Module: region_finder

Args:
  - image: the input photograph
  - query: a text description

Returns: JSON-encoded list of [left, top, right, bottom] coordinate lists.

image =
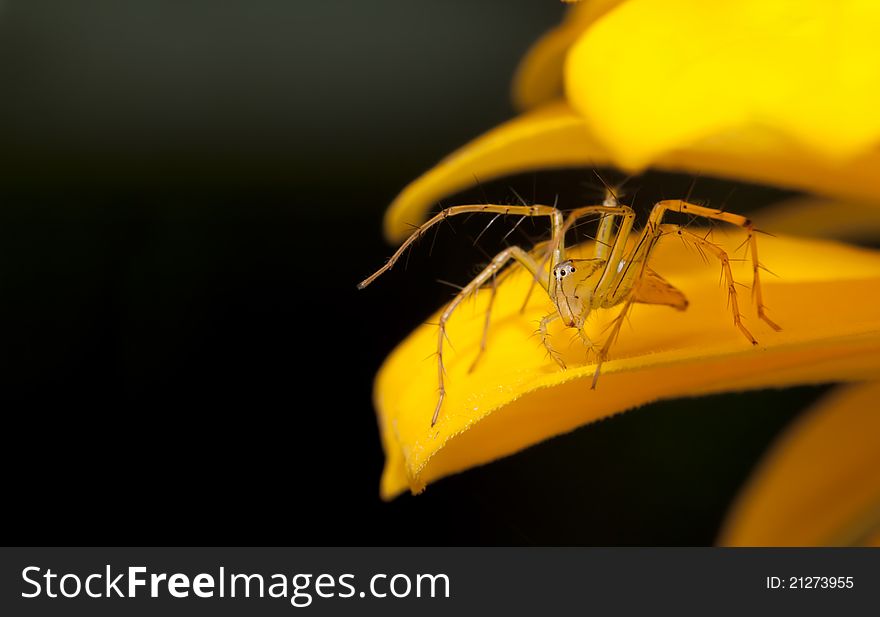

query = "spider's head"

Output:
[[550, 259, 591, 328], [553, 261, 577, 281]]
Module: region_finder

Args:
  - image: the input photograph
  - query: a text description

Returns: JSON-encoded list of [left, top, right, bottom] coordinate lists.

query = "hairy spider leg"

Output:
[[538, 312, 566, 369], [469, 240, 567, 374], [613, 200, 780, 330], [433, 246, 544, 427], [669, 226, 758, 343], [468, 272, 497, 374], [594, 188, 627, 262], [588, 200, 782, 388], [357, 204, 565, 289]]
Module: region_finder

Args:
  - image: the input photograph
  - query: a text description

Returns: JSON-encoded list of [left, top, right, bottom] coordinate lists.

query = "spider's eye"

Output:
[[570, 267, 576, 273]]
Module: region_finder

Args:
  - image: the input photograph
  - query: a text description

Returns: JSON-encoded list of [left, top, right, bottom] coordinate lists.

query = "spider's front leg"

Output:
[[432, 246, 546, 427], [357, 203, 564, 290], [538, 313, 566, 369]]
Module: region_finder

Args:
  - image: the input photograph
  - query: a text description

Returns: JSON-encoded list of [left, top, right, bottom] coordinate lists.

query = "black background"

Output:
[[0, 1, 829, 545]]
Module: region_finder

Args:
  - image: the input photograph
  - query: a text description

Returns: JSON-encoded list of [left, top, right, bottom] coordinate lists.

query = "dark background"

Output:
[[0, 0, 827, 545]]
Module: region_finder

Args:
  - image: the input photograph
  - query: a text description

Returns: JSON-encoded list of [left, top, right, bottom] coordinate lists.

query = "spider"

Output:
[[358, 190, 781, 427]]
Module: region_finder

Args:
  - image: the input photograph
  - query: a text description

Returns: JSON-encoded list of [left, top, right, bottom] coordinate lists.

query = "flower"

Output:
[[372, 0, 880, 506], [720, 382, 880, 546]]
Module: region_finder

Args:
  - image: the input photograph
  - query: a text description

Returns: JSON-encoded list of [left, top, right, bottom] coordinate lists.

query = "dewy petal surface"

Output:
[[376, 233, 880, 499], [566, 0, 880, 170], [719, 382, 880, 546], [384, 103, 880, 243]]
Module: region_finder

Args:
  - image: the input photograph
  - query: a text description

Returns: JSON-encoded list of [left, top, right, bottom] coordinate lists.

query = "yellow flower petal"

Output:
[[377, 233, 880, 499], [566, 0, 880, 169], [384, 103, 880, 243], [512, 0, 624, 111], [719, 382, 880, 546]]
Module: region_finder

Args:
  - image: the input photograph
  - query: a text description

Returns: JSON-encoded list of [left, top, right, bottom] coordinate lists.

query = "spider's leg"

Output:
[[433, 246, 545, 426], [606, 218, 758, 344], [472, 241, 557, 373], [747, 228, 782, 331], [590, 292, 637, 389], [667, 225, 758, 344], [558, 204, 636, 262], [538, 312, 566, 369], [643, 200, 780, 330], [468, 273, 498, 374], [594, 188, 628, 262], [358, 203, 564, 289], [576, 327, 601, 359], [589, 199, 779, 388], [589, 206, 674, 388], [517, 240, 552, 313]]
